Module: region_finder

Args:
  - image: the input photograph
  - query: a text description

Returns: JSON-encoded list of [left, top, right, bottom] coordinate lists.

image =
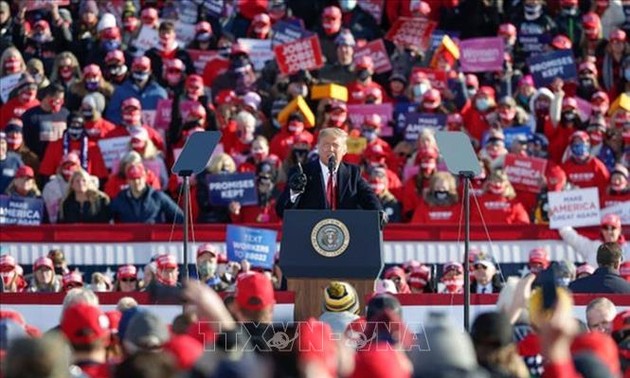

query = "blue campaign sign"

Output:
[[394, 102, 417, 134], [207, 172, 257, 206], [527, 50, 577, 87], [202, 0, 224, 18], [482, 126, 532, 149], [226, 225, 278, 269], [271, 21, 314, 46], [0, 195, 44, 225], [403, 113, 447, 141]]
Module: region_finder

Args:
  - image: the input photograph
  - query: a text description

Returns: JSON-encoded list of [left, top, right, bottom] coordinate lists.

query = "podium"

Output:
[[280, 210, 383, 320]]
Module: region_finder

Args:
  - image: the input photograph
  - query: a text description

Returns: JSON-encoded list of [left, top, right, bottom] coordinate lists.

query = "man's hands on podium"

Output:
[[288, 162, 307, 194]]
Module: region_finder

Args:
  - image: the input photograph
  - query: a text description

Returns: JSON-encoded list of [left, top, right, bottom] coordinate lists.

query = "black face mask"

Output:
[[562, 111, 577, 123], [183, 120, 202, 130], [54, 266, 65, 276], [357, 69, 370, 81]]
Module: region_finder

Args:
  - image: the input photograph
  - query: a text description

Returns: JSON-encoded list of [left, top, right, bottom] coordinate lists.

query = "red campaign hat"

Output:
[[561, 0, 578, 5], [612, 310, 630, 336], [105, 49, 125, 64], [579, 61, 598, 75], [402, 260, 421, 272], [187, 103, 207, 120], [323, 5, 342, 20], [195, 21, 212, 34], [447, 112, 463, 124], [196, 243, 219, 258], [591, 90, 609, 103], [34, 19, 50, 31], [576, 263, 595, 276], [363, 114, 381, 128], [298, 318, 337, 377], [61, 152, 81, 166], [582, 12, 601, 31], [571, 130, 590, 143], [601, 213, 621, 228], [33, 256, 54, 271], [186, 74, 204, 88], [130, 126, 149, 142], [329, 100, 347, 112], [422, 88, 441, 109], [498, 23, 516, 37], [83, 64, 102, 77], [230, 43, 250, 56], [409, 70, 428, 84], [122, 97, 141, 110], [132, 56, 151, 71], [384, 266, 406, 280], [551, 35, 572, 50], [618, 261, 630, 281], [141, 7, 158, 22], [105, 310, 122, 334], [478, 86, 496, 99], [125, 163, 146, 179], [0, 255, 16, 271], [356, 55, 374, 71], [609, 28, 626, 42], [562, 97, 578, 110], [253, 13, 271, 25], [215, 89, 237, 106], [164, 334, 204, 370], [15, 165, 34, 179], [411, 0, 431, 16], [408, 265, 431, 289], [366, 87, 382, 101], [443, 262, 463, 274], [101, 27, 121, 40], [166, 59, 185, 71], [117, 264, 137, 279], [235, 272, 275, 311], [61, 303, 110, 345], [465, 74, 479, 88], [157, 254, 178, 270], [62, 271, 83, 287], [528, 248, 549, 266]]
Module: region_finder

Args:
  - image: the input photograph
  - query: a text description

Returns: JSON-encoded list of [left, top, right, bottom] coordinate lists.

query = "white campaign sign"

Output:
[[548, 187, 601, 229], [237, 38, 274, 71], [174, 21, 197, 47], [601, 202, 630, 225], [98, 136, 132, 170], [0, 73, 22, 103], [132, 26, 159, 55]]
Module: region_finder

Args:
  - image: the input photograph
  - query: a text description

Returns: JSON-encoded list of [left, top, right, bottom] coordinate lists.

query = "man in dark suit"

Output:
[[569, 242, 630, 294], [276, 128, 381, 218], [470, 252, 504, 294]]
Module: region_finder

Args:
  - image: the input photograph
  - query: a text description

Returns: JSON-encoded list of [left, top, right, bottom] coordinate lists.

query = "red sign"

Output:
[[273, 35, 325, 75], [413, 67, 448, 91], [358, 0, 385, 23], [154, 99, 173, 131], [504, 154, 548, 193], [347, 103, 394, 137], [186, 49, 219, 75], [385, 17, 436, 52], [354, 39, 392, 74]]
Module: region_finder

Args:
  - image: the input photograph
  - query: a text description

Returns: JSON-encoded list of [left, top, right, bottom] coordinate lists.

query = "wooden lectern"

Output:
[[280, 210, 384, 321]]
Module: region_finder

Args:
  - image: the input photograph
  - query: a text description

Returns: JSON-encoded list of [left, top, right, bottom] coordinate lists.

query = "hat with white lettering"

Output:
[[528, 248, 550, 268], [156, 254, 178, 270]]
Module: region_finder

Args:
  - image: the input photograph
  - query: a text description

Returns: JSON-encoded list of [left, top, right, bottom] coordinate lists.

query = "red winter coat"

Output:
[[471, 193, 530, 225], [39, 139, 109, 179], [229, 200, 280, 224], [561, 156, 610, 197], [269, 130, 314, 161], [85, 118, 116, 140], [410, 201, 461, 224], [0, 97, 40, 129], [104, 125, 165, 152]]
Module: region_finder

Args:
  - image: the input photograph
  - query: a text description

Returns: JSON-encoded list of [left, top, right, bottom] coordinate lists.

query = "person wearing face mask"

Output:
[[105, 56, 168, 125], [359, 143, 403, 197], [201, 37, 233, 88], [576, 60, 602, 101], [103, 49, 128, 85], [462, 86, 496, 144], [0, 74, 39, 129], [420, 88, 448, 114], [555, 0, 585, 56], [411, 171, 460, 225], [104, 97, 165, 151], [103, 150, 161, 200], [319, 29, 357, 85], [246, 13, 271, 40], [529, 87, 557, 135], [82, 25, 123, 68], [222, 110, 257, 164], [337, 0, 382, 42], [187, 21, 217, 51], [196, 153, 237, 223], [144, 254, 181, 289], [39, 111, 108, 185], [22, 83, 70, 160], [27, 256, 60, 293], [237, 136, 280, 174], [18, 19, 62, 75], [0, 131, 23, 195], [511, 0, 557, 65], [316, 6, 343, 64], [127, 127, 168, 188], [41, 152, 81, 224], [346, 56, 385, 105], [81, 93, 115, 140], [601, 29, 628, 99], [49, 52, 81, 91], [548, 97, 583, 162], [440, 262, 464, 294], [67, 64, 114, 111], [229, 162, 281, 224], [401, 144, 439, 221], [195, 244, 230, 292], [561, 131, 610, 197], [161, 58, 187, 98], [26, 58, 49, 92], [345, 114, 392, 164], [211, 46, 258, 96], [0, 47, 25, 79], [2, 121, 38, 173], [145, 21, 195, 88], [406, 71, 431, 104], [472, 169, 530, 225], [583, 116, 616, 171], [270, 112, 314, 162], [600, 164, 630, 210], [367, 166, 401, 223], [581, 12, 604, 57]]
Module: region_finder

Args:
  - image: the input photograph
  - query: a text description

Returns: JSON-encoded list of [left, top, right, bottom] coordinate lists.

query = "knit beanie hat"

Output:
[[323, 281, 359, 314]]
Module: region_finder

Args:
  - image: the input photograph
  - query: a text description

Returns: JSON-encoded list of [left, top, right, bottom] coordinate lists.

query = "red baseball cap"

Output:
[[498, 23, 516, 37], [15, 165, 34, 179], [214, 89, 237, 106], [363, 114, 381, 128], [195, 21, 212, 34], [125, 163, 146, 180], [117, 264, 137, 279], [298, 318, 337, 377], [601, 213, 621, 229], [83, 64, 102, 77], [61, 152, 81, 166], [619, 261, 630, 282], [408, 265, 431, 289], [384, 266, 406, 280], [105, 49, 125, 64], [61, 303, 110, 345], [443, 262, 463, 275], [33, 256, 54, 271], [235, 272, 275, 311], [0, 255, 16, 271], [141, 7, 158, 23], [612, 310, 630, 336], [62, 271, 83, 288], [132, 56, 151, 72], [528, 248, 550, 267], [122, 97, 141, 110], [465, 74, 479, 88], [610, 28, 626, 42], [157, 254, 178, 270], [551, 35, 572, 50], [562, 97, 578, 110], [196, 243, 219, 258], [356, 56, 374, 71]]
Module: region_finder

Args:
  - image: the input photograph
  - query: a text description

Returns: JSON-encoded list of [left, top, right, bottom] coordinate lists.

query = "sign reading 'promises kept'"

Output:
[[527, 50, 577, 87], [207, 172, 257, 206]]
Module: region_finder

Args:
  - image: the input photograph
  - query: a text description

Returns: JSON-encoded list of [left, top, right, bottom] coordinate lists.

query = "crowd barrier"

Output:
[[3, 292, 629, 333]]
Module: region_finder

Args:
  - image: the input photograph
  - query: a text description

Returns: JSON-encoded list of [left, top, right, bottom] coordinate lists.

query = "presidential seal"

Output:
[[310, 218, 350, 257]]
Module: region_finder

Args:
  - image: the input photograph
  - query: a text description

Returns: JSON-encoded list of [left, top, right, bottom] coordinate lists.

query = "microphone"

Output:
[[327, 154, 337, 175]]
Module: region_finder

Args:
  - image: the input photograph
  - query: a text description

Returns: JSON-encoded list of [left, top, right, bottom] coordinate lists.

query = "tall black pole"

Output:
[[182, 173, 191, 283], [461, 171, 473, 332]]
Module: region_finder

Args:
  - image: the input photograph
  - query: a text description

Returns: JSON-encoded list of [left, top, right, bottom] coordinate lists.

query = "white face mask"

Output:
[[92, 282, 108, 292]]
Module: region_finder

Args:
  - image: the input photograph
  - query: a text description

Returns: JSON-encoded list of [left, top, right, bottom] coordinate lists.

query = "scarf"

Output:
[[62, 131, 89, 170], [602, 53, 614, 91]]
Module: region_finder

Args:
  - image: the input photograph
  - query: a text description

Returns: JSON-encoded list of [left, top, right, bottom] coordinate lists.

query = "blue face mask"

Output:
[[624, 68, 630, 82], [85, 79, 99, 91], [476, 98, 490, 112], [362, 128, 377, 142], [339, 0, 357, 12], [570, 142, 590, 158], [101, 40, 121, 52]]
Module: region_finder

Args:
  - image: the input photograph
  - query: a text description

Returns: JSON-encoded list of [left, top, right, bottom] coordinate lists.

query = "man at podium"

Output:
[[276, 128, 381, 217]]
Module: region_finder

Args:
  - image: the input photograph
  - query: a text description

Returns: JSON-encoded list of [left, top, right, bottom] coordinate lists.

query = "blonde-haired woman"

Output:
[[58, 169, 110, 223], [472, 169, 530, 225], [0, 47, 26, 78], [49, 51, 82, 91], [129, 127, 169, 188], [411, 171, 461, 224], [196, 153, 237, 223]]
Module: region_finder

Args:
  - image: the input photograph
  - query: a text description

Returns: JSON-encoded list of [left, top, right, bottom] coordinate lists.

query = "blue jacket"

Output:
[[569, 267, 630, 294], [104, 78, 168, 125], [111, 187, 183, 224]]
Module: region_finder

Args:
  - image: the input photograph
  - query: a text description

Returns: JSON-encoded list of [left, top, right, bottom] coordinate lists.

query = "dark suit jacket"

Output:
[[569, 267, 630, 294], [276, 160, 381, 218], [469, 274, 504, 294]]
